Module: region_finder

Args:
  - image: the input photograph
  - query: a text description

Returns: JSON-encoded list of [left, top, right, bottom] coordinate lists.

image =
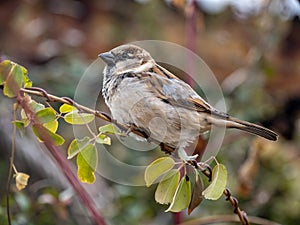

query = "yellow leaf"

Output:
[[43, 120, 59, 133], [202, 163, 227, 200], [166, 176, 191, 212], [64, 111, 95, 125], [59, 104, 77, 113], [3, 63, 23, 98], [15, 172, 30, 191], [32, 124, 65, 146], [77, 144, 97, 184], [155, 169, 180, 204], [144, 157, 175, 187], [67, 137, 91, 159], [35, 108, 56, 124], [99, 124, 122, 135], [96, 134, 111, 145]]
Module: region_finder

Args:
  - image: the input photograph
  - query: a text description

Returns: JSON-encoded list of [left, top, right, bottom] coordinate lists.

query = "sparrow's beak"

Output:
[[98, 52, 115, 65]]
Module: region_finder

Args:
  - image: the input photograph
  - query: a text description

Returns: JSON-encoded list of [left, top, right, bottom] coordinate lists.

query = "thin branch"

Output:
[[185, 0, 197, 88], [224, 188, 249, 225], [6, 104, 17, 225]]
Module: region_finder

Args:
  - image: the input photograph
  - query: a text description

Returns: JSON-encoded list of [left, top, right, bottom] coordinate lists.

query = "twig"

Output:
[[6, 104, 17, 225], [224, 188, 249, 225]]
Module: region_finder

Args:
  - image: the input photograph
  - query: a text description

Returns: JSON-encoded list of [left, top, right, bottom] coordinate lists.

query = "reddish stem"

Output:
[[43, 141, 107, 225], [16, 93, 107, 225], [186, 0, 198, 88], [174, 212, 182, 225]]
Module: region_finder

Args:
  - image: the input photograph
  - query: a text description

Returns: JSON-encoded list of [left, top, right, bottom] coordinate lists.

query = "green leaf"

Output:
[[35, 108, 56, 124], [20, 109, 30, 127], [188, 171, 204, 215], [67, 137, 91, 159], [59, 104, 77, 113], [29, 100, 45, 113], [166, 176, 192, 212], [96, 134, 111, 145], [155, 169, 180, 204], [99, 124, 121, 135], [43, 120, 58, 133], [64, 111, 95, 125], [144, 157, 175, 187], [12, 120, 25, 135], [202, 163, 227, 200], [0, 60, 31, 89], [77, 144, 97, 184], [20, 115, 30, 127], [0, 60, 11, 85], [12, 120, 25, 129], [3, 62, 23, 97], [80, 144, 98, 170], [22, 67, 32, 88], [20, 100, 46, 127], [32, 124, 65, 146]]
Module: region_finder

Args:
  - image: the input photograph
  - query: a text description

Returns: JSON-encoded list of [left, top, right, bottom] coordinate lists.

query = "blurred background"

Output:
[[1, 0, 300, 224]]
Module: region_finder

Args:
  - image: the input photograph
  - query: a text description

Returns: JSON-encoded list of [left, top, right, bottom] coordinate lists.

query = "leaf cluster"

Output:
[[144, 157, 227, 214], [1, 60, 118, 184]]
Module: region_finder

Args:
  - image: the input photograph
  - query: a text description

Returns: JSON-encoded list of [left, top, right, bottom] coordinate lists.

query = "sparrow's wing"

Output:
[[139, 64, 228, 118], [129, 64, 278, 141]]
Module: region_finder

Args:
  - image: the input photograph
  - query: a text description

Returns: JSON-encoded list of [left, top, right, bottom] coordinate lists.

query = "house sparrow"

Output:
[[99, 44, 278, 160]]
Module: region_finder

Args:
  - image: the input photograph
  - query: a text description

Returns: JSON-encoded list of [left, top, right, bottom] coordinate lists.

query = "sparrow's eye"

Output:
[[122, 52, 128, 58]]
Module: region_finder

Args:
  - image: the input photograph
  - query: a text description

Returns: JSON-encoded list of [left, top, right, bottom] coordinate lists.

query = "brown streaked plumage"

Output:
[[99, 44, 278, 160]]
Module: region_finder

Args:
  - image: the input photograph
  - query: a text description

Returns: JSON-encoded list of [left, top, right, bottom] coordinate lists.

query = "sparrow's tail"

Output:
[[227, 117, 278, 141]]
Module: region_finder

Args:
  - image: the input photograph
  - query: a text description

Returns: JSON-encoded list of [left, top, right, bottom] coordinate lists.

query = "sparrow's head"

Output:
[[99, 44, 155, 75]]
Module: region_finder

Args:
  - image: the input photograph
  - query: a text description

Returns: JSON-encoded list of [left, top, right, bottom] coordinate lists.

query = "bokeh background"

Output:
[[1, 0, 300, 224]]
